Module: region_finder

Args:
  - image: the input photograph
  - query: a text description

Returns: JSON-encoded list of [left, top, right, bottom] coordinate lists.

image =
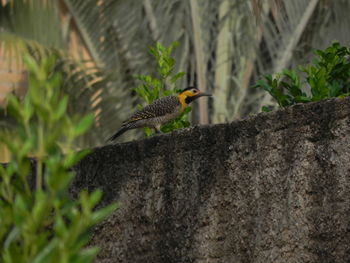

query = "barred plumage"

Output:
[[107, 87, 211, 142], [107, 96, 181, 141], [125, 96, 181, 125]]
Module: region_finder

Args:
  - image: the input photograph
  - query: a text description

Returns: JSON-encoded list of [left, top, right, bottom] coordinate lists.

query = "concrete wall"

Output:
[[71, 97, 350, 263]]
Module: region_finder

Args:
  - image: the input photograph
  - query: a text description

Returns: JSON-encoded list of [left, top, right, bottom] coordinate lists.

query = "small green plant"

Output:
[[134, 42, 190, 136], [254, 42, 350, 111], [0, 55, 117, 263]]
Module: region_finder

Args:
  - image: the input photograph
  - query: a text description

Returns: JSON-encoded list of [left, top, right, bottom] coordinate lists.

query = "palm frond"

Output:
[[0, 0, 136, 146], [3, 0, 349, 148], [256, 0, 320, 110], [0, 0, 63, 48]]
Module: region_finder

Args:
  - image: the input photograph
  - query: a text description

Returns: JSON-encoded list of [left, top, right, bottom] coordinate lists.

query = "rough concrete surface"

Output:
[[71, 97, 350, 263]]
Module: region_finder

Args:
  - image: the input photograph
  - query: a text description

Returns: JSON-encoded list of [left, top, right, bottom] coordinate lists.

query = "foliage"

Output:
[[0, 55, 117, 263], [254, 42, 350, 111], [1, 0, 348, 138], [134, 42, 190, 136], [0, 0, 131, 146]]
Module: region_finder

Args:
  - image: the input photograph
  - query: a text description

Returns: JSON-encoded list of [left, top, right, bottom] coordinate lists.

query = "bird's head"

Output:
[[178, 87, 211, 108]]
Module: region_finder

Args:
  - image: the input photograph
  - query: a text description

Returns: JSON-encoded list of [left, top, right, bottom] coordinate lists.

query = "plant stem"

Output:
[[36, 125, 44, 190]]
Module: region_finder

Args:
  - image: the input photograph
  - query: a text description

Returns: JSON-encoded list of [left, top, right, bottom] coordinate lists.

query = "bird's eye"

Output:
[[192, 89, 197, 93]]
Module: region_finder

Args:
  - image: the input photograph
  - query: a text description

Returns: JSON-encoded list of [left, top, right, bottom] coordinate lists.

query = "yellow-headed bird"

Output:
[[107, 87, 211, 141]]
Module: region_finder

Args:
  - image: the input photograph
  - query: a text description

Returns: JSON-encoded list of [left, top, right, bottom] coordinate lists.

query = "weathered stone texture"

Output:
[[71, 97, 350, 263]]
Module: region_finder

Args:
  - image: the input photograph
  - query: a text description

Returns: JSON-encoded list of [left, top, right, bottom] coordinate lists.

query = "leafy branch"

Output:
[[254, 42, 350, 111], [134, 42, 190, 136], [0, 55, 117, 263]]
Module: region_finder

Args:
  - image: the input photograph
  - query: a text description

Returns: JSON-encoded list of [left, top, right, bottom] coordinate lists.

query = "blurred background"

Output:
[[0, 0, 349, 161]]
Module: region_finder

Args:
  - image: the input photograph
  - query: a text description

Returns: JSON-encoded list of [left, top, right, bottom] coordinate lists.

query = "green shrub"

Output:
[[0, 55, 117, 263], [254, 42, 350, 111], [134, 42, 190, 136]]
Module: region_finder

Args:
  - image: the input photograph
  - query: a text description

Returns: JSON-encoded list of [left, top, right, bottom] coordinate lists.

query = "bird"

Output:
[[107, 86, 211, 141]]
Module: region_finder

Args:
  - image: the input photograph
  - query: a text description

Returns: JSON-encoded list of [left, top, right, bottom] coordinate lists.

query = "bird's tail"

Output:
[[107, 126, 129, 142]]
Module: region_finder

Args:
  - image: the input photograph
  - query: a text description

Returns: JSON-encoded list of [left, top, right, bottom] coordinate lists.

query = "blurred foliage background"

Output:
[[1, 0, 350, 161]]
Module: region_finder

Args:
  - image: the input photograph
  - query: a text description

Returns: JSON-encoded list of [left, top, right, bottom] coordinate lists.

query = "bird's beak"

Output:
[[195, 91, 212, 98]]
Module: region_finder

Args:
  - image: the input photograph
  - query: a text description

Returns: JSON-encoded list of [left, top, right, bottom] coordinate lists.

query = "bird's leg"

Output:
[[153, 125, 162, 134]]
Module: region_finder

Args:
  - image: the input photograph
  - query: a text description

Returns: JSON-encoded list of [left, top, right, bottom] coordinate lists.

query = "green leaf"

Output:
[[23, 54, 40, 75], [89, 190, 102, 207], [32, 190, 48, 222], [54, 95, 68, 120], [23, 95, 34, 122], [74, 247, 100, 263], [183, 107, 192, 114], [252, 80, 272, 93], [91, 203, 118, 224], [262, 106, 273, 112], [54, 214, 67, 237], [13, 195, 29, 225], [31, 239, 59, 263], [143, 127, 153, 137], [63, 149, 91, 168], [4, 227, 20, 249], [170, 72, 185, 84], [294, 96, 311, 103], [74, 114, 94, 136], [7, 94, 23, 122]]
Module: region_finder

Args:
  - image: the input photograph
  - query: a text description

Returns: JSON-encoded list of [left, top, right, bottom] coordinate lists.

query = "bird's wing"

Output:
[[123, 96, 179, 124]]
